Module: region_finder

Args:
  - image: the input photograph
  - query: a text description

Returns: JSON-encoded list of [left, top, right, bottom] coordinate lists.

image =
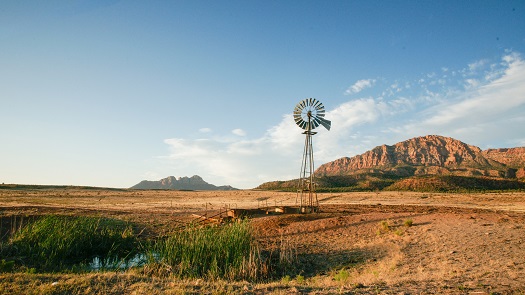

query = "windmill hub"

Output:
[[293, 98, 331, 213]]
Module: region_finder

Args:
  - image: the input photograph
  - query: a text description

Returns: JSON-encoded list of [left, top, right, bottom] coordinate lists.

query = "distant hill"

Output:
[[0, 184, 126, 191], [257, 135, 525, 192], [130, 175, 237, 191]]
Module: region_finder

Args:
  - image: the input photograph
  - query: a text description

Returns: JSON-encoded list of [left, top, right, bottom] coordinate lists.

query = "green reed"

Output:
[[1, 216, 294, 280], [8, 215, 137, 271], [151, 220, 267, 280]]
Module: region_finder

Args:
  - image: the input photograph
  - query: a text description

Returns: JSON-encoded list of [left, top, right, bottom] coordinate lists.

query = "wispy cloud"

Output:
[[344, 79, 376, 95], [468, 59, 487, 72], [161, 51, 525, 188], [163, 117, 304, 188], [393, 52, 525, 146], [231, 128, 246, 136]]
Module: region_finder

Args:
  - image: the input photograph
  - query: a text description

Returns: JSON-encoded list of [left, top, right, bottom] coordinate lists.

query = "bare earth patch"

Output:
[[1, 188, 525, 294]]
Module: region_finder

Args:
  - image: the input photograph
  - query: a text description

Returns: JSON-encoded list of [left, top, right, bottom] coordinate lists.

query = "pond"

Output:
[[88, 253, 153, 271]]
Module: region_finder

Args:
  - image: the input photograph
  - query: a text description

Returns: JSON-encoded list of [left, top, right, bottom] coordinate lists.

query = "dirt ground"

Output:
[[1, 188, 525, 294]]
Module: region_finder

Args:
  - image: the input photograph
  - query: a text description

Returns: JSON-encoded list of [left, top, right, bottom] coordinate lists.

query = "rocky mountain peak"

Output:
[[316, 135, 510, 177], [130, 175, 237, 190], [258, 135, 525, 191], [482, 147, 525, 168]]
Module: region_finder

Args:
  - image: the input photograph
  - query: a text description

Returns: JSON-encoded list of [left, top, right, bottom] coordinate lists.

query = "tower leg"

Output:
[[297, 129, 319, 214]]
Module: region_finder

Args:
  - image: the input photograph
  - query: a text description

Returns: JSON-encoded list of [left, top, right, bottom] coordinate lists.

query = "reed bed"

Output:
[[151, 220, 268, 281], [4, 215, 137, 271], [1, 215, 294, 281]]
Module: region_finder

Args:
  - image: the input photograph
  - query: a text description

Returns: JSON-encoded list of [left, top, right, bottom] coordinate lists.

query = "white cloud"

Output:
[[164, 138, 219, 159], [163, 119, 304, 188], [344, 79, 376, 95], [316, 98, 388, 161], [464, 78, 479, 89], [266, 114, 303, 152], [468, 59, 486, 72], [398, 52, 525, 145], [231, 128, 246, 136], [502, 51, 520, 65], [199, 128, 212, 133], [161, 51, 525, 189], [162, 99, 389, 188]]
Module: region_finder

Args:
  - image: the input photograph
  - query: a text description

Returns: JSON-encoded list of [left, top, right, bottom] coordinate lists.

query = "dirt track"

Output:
[[253, 204, 525, 294], [1, 189, 525, 294]]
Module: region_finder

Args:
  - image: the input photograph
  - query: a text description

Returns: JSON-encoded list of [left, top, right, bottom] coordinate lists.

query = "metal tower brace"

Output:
[[297, 114, 319, 213]]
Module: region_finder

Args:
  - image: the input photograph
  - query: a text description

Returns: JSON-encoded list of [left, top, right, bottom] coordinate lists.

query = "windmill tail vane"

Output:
[[293, 98, 331, 213]]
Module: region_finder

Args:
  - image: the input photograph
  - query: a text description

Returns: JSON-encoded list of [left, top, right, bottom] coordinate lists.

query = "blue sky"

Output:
[[1, 1, 525, 188]]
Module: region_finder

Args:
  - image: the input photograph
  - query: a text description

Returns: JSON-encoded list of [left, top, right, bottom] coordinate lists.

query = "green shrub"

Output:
[[0, 259, 14, 272], [295, 274, 305, 284], [394, 229, 404, 236], [334, 268, 350, 282]]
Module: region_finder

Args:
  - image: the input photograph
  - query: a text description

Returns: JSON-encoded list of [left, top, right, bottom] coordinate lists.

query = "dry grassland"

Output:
[[1, 188, 525, 294]]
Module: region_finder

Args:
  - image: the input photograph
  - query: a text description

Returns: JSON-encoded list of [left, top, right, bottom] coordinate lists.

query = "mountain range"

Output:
[[130, 175, 237, 191], [258, 135, 525, 192]]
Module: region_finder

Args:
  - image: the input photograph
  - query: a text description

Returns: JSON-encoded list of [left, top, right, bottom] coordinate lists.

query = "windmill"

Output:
[[293, 98, 331, 213]]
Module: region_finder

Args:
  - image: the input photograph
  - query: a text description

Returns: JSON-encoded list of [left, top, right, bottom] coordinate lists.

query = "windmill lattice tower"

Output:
[[293, 98, 331, 213]]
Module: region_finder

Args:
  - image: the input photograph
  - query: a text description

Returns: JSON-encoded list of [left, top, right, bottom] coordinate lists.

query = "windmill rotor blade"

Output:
[[293, 108, 301, 114], [295, 119, 305, 128], [300, 120, 309, 130], [298, 100, 306, 109], [312, 118, 320, 129], [317, 116, 331, 131], [303, 99, 309, 106], [312, 99, 321, 109]]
